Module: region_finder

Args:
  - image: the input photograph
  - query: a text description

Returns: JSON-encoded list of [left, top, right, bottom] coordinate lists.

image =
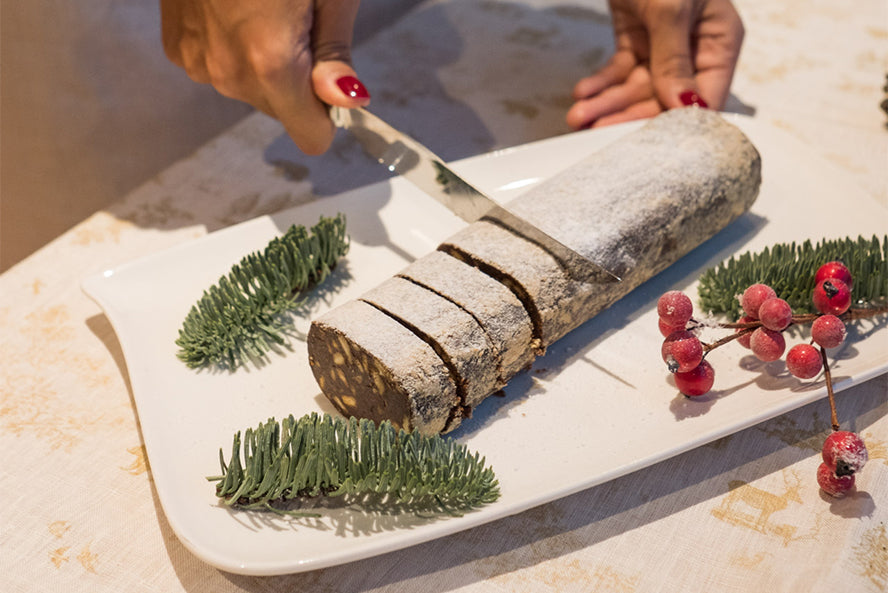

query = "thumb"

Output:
[[311, 0, 370, 108], [644, 2, 707, 109]]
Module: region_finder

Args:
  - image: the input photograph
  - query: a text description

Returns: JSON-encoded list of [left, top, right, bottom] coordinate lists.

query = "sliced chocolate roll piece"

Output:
[[359, 276, 499, 432], [439, 219, 571, 353], [307, 299, 459, 434], [396, 250, 536, 385]]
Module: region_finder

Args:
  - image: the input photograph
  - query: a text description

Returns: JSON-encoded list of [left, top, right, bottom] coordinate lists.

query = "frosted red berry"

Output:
[[658, 317, 687, 338], [822, 431, 868, 476], [734, 315, 756, 348], [811, 314, 846, 349], [785, 344, 823, 379], [658, 291, 694, 327], [758, 297, 793, 331], [817, 462, 855, 498], [812, 278, 851, 316], [815, 261, 853, 290], [740, 283, 777, 319], [661, 330, 703, 373], [674, 360, 715, 397], [749, 327, 786, 362]]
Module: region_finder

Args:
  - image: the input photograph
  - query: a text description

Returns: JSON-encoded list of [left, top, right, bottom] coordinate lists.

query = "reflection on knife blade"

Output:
[[330, 106, 620, 283]]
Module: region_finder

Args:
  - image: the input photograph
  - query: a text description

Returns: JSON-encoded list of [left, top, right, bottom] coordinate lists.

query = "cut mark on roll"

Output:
[[396, 272, 504, 364], [480, 215, 571, 272], [437, 244, 545, 356], [357, 299, 471, 432]]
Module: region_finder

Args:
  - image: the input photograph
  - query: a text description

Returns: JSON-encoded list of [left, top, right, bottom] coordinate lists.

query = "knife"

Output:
[[330, 106, 620, 283]]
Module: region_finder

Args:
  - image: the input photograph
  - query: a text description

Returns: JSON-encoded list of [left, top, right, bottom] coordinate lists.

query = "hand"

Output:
[[161, 0, 368, 154], [567, 0, 744, 129]]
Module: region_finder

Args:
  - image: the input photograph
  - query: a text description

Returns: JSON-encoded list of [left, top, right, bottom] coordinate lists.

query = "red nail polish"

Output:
[[336, 76, 370, 100], [679, 89, 708, 108]]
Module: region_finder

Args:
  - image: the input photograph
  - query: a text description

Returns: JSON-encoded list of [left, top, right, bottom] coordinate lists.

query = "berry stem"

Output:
[[820, 345, 840, 431], [716, 320, 760, 329], [842, 303, 888, 320], [702, 327, 755, 353], [702, 305, 888, 353]]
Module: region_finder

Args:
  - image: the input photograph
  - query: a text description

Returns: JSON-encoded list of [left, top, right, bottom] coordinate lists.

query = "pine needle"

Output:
[[209, 413, 501, 516], [176, 214, 350, 369], [698, 235, 887, 317]]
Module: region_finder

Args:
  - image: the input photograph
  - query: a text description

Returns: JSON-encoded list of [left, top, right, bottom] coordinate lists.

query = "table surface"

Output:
[[3, 1, 887, 592]]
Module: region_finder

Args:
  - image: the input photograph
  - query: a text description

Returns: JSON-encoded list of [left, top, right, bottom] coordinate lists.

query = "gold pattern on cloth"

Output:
[[48, 520, 71, 539], [49, 547, 71, 569], [1, 1, 886, 591], [2, 304, 115, 450], [710, 471, 806, 546], [728, 551, 769, 569], [862, 431, 887, 466], [70, 212, 136, 248], [46, 522, 99, 573], [853, 523, 888, 591], [76, 543, 99, 573], [122, 445, 150, 475]]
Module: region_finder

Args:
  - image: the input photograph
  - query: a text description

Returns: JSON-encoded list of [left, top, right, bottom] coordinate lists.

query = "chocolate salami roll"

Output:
[[308, 108, 762, 434]]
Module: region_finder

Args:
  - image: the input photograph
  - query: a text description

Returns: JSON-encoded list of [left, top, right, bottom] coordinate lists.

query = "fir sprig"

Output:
[[176, 214, 350, 369], [698, 235, 887, 317], [209, 413, 500, 515]]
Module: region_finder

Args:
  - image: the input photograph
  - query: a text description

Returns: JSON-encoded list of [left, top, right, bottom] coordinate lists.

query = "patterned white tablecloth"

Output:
[[2, 1, 886, 591]]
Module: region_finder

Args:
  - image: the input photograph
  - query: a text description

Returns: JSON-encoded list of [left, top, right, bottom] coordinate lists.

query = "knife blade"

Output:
[[331, 106, 620, 283]]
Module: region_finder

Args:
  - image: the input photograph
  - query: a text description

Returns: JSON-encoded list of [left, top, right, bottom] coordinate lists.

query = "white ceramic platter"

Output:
[[82, 115, 888, 576]]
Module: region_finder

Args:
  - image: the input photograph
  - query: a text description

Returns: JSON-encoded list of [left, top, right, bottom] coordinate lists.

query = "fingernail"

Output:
[[679, 89, 708, 108], [336, 76, 370, 100]]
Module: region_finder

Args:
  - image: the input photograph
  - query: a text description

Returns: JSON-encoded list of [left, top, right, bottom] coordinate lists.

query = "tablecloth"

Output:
[[2, 1, 887, 591]]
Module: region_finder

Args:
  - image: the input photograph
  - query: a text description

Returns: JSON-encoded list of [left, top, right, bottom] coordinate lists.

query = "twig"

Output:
[[699, 304, 888, 353], [820, 346, 839, 431]]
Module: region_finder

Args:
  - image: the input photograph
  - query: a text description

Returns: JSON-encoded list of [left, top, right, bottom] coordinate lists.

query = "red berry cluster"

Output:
[[737, 277, 849, 375], [657, 261, 871, 499], [657, 291, 714, 396]]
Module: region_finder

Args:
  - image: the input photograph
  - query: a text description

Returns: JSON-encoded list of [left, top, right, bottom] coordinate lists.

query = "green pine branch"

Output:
[[209, 413, 500, 516], [176, 214, 350, 369], [698, 235, 887, 318]]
